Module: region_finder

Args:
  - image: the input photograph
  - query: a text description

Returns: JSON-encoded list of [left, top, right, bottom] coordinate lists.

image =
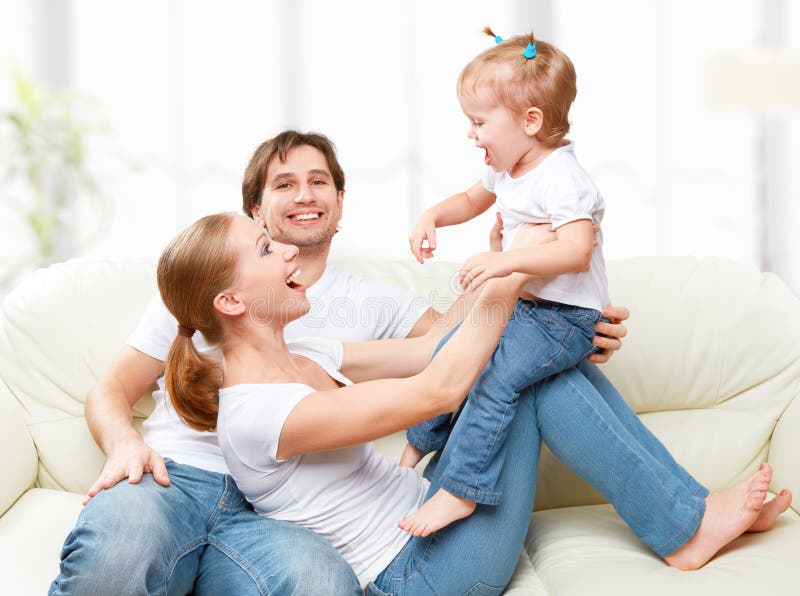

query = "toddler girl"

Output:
[[401, 28, 612, 536]]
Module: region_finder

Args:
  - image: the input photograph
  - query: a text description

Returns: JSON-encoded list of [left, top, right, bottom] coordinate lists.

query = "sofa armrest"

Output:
[[0, 378, 37, 516], [769, 393, 800, 514]]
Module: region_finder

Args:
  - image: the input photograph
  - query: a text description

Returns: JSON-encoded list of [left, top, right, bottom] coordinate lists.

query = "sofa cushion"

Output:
[[524, 499, 800, 595], [0, 489, 83, 595]]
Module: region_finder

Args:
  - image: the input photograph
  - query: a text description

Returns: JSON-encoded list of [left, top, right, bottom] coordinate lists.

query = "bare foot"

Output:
[[747, 488, 792, 532], [664, 465, 771, 570], [398, 488, 476, 537], [399, 443, 428, 469]]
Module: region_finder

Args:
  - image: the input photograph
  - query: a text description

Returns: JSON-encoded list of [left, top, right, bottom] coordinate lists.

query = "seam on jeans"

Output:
[[205, 535, 270, 594], [653, 493, 704, 556], [165, 537, 207, 588], [439, 473, 503, 505]]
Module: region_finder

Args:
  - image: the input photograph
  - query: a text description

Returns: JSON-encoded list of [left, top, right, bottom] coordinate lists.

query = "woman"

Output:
[[157, 212, 790, 594]]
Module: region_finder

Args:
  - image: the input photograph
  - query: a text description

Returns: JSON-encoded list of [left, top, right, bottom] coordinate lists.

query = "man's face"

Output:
[[253, 144, 344, 250]]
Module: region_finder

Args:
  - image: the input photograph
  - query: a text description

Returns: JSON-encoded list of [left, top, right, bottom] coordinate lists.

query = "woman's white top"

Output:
[[216, 338, 430, 587], [127, 266, 429, 474], [483, 142, 611, 311]]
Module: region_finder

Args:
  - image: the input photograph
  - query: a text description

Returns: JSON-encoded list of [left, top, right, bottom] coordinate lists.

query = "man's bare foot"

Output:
[[747, 488, 792, 532], [399, 443, 428, 469], [398, 488, 476, 537], [664, 465, 771, 570]]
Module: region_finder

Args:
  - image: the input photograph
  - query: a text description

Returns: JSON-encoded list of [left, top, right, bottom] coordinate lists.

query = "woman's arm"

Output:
[[276, 272, 528, 459]]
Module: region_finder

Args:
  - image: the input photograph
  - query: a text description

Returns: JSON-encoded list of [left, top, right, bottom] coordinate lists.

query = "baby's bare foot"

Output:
[[664, 465, 771, 570], [399, 443, 428, 469], [747, 488, 792, 532], [398, 489, 476, 537]]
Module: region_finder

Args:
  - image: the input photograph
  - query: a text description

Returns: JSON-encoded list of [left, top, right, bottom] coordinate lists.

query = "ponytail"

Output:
[[164, 332, 223, 432]]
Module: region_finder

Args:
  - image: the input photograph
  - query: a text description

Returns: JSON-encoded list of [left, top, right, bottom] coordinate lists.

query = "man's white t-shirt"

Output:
[[217, 338, 428, 588], [482, 142, 611, 311], [126, 266, 429, 474]]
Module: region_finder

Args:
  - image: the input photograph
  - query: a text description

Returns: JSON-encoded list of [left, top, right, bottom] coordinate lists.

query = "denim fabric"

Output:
[[407, 299, 600, 505], [49, 460, 361, 596], [372, 330, 708, 594], [537, 363, 707, 557], [369, 385, 542, 596]]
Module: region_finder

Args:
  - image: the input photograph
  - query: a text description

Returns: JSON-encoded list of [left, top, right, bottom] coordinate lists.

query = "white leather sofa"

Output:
[[1, 256, 799, 595]]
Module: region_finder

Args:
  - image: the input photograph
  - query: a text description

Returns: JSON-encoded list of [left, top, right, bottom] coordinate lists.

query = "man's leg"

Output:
[[196, 475, 362, 596], [49, 461, 217, 596]]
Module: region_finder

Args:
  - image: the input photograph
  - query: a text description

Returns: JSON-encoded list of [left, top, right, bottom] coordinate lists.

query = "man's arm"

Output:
[[83, 346, 168, 504]]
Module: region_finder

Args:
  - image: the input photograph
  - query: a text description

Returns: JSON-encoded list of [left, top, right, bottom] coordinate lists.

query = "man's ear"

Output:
[[523, 107, 544, 137], [213, 291, 246, 317], [250, 204, 267, 228]]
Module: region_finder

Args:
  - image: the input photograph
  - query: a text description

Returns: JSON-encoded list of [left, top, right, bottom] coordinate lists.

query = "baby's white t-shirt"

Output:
[[482, 143, 611, 310], [126, 266, 429, 474], [217, 338, 428, 588]]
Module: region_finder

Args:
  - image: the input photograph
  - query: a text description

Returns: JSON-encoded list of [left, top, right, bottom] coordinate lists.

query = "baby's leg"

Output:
[[399, 442, 428, 469], [400, 303, 597, 536]]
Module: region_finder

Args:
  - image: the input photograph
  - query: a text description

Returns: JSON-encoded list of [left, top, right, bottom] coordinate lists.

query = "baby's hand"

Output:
[[459, 251, 512, 292], [409, 214, 437, 264], [489, 213, 504, 252]]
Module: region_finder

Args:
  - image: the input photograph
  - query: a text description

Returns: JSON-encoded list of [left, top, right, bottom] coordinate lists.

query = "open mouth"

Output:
[[285, 269, 302, 289], [289, 212, 321, 222]]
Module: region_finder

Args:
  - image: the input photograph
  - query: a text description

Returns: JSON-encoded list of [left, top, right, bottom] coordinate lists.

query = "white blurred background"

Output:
[[1, 0, 799, 294]]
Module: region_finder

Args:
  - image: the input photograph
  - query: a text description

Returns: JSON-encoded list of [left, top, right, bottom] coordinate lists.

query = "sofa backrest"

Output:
[[1, 256, 798, 512]]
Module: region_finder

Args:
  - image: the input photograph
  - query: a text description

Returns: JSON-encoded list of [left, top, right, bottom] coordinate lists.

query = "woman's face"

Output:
[[228, 214, 310, 328]]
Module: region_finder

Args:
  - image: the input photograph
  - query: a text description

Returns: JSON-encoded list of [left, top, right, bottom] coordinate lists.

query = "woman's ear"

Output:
[[213, 292, 246, 317], [524, 107, 544, 137]]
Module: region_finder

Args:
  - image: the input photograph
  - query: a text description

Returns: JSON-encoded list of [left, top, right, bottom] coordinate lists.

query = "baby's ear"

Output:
[[523, 107, 544, 136]]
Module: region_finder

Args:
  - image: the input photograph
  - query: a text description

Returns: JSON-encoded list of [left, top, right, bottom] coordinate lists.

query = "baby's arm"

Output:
[[410, 180, 496, 263], [460, 219, 594, 291]]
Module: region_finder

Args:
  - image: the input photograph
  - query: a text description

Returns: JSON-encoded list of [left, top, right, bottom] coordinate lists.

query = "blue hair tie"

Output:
[[494, 35, 503, 44], [524, 42, 537, 59]]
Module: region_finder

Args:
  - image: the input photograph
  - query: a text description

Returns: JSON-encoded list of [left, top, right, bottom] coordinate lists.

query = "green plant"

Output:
[[0, 69, 113, 289]]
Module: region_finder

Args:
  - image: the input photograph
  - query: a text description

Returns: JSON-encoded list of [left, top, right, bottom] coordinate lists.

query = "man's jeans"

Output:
[[49, 460, 361, 596], [407, 299, 601, 505]]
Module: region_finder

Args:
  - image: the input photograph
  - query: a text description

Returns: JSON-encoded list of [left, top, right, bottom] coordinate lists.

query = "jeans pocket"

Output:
[[462, 582, 504, 596], [366, 582, 393, 596]]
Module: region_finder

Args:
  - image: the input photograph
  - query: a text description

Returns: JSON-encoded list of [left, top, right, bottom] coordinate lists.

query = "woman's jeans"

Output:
[[49, 460, 361, 596], [370, 332, 708, 595], [407, 300, 600, 505]]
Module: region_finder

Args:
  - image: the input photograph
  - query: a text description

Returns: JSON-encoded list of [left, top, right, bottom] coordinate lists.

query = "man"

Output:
[[50, 130, 629, 594]]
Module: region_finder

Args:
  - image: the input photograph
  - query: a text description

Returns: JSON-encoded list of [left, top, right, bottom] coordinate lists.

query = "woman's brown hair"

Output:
[[157, 213, 238, 431]]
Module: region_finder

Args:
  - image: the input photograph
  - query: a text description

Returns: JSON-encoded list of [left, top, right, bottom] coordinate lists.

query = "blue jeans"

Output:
[[407, 300, 600, 505], [49, 460, 361, 596], [370, 331, 708, 595]]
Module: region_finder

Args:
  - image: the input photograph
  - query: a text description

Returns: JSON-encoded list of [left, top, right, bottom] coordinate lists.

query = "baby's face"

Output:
[[458, 90, 534, 173]]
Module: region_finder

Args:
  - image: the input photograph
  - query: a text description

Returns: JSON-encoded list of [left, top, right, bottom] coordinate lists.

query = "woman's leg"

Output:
[[533, 367, 705, 556], [575, 360, 708, 499], [369, 387, 542, 595]]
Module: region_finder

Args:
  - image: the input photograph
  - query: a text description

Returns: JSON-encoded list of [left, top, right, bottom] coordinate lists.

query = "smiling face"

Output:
[[226, 214, 310, 327], [252, 144, 344, 252], [459, 89, 539, 175]]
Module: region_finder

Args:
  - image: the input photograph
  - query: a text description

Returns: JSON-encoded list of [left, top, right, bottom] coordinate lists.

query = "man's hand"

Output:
[[409, 214, 437, 264], [489, 213, 504, 252], [459, 251, 514, 292], [83, 435, 170, 505], [588, 305, 630, 364]]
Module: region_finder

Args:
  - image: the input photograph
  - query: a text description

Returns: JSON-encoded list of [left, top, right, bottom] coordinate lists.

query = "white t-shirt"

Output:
[[482, 142, 611, 311], [217, 338, 428, 588], [126, 266, 429, 474]]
